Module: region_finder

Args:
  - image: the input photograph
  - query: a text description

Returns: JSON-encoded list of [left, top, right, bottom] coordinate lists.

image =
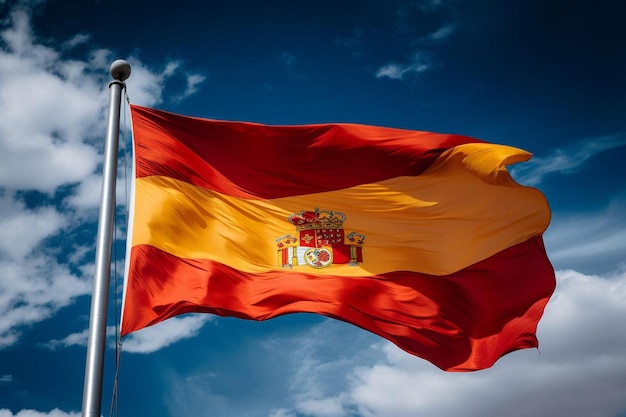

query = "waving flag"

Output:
[[121, 104, 555, 371]]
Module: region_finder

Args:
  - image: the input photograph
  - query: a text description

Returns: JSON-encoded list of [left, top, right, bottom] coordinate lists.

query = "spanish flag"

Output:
[[121, 105, 555, 371]]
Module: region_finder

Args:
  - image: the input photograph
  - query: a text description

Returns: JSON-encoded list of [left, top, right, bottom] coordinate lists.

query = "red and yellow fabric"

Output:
[[121, 104, 555, 371]]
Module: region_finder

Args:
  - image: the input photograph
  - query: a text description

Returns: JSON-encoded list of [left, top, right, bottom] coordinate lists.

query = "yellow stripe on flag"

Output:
[[131, 143, 549, 276]]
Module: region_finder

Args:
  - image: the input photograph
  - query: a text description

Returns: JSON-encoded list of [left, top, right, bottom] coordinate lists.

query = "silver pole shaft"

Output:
[[81, 62, 128, 417]]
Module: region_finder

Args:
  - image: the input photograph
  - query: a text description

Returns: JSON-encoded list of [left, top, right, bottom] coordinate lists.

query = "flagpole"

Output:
[[81, 60, 131, 417]]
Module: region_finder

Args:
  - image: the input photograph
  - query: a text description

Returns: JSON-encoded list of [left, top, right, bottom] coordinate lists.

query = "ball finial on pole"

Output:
[[110, 59, 131, 81]]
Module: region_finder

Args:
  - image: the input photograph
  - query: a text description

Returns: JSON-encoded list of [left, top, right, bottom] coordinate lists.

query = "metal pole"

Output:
[[82, 60, 131, 417]]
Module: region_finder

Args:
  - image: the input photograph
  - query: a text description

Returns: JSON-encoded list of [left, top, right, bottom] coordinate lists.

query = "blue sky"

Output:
[[0, 0, 625, 416]]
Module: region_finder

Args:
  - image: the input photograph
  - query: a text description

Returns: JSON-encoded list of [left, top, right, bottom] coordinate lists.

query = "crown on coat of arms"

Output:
[[288, 208, 346, 230]]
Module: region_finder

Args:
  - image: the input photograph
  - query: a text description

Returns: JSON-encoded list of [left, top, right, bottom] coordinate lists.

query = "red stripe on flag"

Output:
[[130, 105, 483, 199], [122, 236, 555, 371]]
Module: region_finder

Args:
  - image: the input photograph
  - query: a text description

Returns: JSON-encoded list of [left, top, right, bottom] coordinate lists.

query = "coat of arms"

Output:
[[276, 208, 365, 268]]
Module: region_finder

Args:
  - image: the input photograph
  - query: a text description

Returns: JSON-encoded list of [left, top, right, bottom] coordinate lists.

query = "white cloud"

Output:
[[172, 72, 206, 103], [426, 23, 455, 41], [545, 199, 626, 273], [44, 328, 90, 350], [376, 52, 432, 80], [125, 59, 205, 107], [62, 33, 90, 50], [511, 133, 626, 186], [121, 315, 212, 353], [66, 162, 133, 210], [0, 2, 203, 350], [0, 409, 80, 417], [375, 1, 456, 81], [272, 269, 626, 417], [64, 173, 106, 209], [0, 194, 66, 260], [269, 409, 297, 417], [43, 326, 117, 350], [0, 9, 107, 192], [295, 397, 346, 417], [0, 254, 91, 347], [185, 73, 205, 96], [41, 282, 216, 353]]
